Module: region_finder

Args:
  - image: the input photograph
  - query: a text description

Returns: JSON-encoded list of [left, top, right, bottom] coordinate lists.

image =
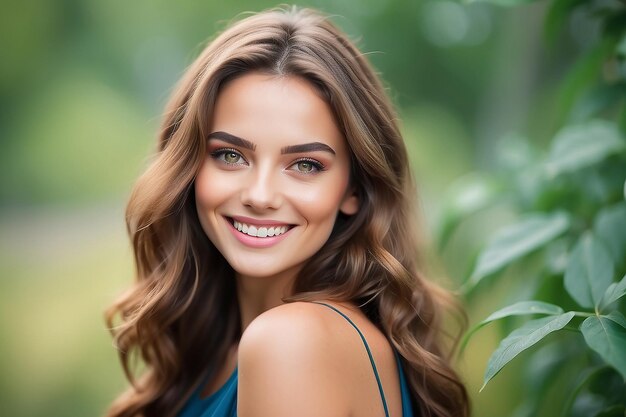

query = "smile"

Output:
[[224, 216, 296, 248], [231, 219, 291, 238]]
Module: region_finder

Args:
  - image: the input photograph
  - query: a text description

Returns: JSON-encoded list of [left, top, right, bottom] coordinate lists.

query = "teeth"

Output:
[[232, 220, 290, 238]]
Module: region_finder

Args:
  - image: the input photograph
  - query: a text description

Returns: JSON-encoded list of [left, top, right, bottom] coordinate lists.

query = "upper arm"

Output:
[[237, 303, 350, 417]]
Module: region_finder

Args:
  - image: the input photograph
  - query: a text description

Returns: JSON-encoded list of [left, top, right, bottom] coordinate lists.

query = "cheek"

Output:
[[194, 166, 232, 239], [289, 176, 350, 224], [195, 165, 229, 210]]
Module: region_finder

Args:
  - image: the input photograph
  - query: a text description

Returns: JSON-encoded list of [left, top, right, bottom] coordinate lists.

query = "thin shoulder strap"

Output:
[[310, 301, 390, 417]]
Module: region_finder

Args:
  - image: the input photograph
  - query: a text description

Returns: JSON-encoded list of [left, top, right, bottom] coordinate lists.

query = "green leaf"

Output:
[[437, 173, 501, 250], [571, 83, 626, 122], [484, 301, 565, 322], [593, 202, 626, 265], [554, 39, 615, 125], [606, 311, 626, 328], [600, 274, 626, 312], [564, 232, 615, 309], [480, 312, 576, 391], [468, 212, 570, 287], [580, 312, 626, 380], [544, 120, 625, 177], [460, 301, 564, 353]]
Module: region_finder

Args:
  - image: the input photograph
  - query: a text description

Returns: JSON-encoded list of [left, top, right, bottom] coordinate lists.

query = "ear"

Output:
[[339, 187, 359, 215]]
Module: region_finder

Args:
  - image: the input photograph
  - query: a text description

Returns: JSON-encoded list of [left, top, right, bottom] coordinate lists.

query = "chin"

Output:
[[229, 258, 275, 276], [232, 265, 272, 277], [228, 257, 302, 280]]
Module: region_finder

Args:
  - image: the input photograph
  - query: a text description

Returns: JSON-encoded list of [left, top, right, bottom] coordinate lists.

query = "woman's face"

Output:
[[195, 72, 358, 280]]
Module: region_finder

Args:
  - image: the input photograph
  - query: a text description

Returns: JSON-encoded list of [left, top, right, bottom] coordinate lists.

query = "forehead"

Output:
[[210, 72, 347, 153]]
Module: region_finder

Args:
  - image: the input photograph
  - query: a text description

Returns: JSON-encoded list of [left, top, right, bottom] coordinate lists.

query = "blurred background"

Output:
[[0, 0, 598, 416]]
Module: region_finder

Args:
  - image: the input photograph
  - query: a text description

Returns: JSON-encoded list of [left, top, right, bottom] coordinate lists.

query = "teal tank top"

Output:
[[178, 302, 415, 417]]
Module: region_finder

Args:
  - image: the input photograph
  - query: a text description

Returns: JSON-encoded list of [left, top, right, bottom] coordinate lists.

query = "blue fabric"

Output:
[[178, 354, 413, 417], [178, 305, 415, 417], [178, 365, 238, 417], [396, 349, 415, 417]]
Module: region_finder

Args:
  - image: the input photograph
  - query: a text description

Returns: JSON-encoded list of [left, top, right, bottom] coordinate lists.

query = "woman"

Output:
[[105, 6, 470, 417]]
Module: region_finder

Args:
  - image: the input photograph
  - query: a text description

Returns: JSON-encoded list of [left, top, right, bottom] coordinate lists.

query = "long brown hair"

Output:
[[105, 5, 470, 417]]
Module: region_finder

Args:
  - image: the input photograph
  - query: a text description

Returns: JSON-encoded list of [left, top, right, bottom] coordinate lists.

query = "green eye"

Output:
[[210, 148, 245, 165], [291, 159, 323, 174], [297, 161, 313, 172], [224, 152, 240, 164]]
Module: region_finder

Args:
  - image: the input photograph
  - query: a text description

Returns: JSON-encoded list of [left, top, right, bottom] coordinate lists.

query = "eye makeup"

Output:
[[210, 148, 247, 166], [288, 158, 325, 174]]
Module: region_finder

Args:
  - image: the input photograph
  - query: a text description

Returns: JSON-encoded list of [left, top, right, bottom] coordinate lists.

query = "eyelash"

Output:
[[292, 157, 325, 174], [210, 148, 246, 165], [209, 148, 326, 174]]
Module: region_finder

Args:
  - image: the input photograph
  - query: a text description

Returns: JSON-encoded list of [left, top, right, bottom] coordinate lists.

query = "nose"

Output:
[[240, 165, 282, 210]]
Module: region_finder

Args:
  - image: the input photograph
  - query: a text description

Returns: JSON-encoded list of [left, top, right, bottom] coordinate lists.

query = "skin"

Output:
[[194, 72, 402, 417], [195, 71, 358, 333]]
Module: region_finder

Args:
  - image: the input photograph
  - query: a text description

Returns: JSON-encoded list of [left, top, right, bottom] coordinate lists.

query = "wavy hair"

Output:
[[105, 5, 470, 417]]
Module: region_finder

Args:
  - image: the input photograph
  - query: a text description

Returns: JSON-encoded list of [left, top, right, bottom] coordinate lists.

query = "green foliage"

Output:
[[564, 232, 614, 309], [445, 0, 626, 414], [481, 312, 576, 391], [581, 312, 626, 380], [460, 301, 565, 352], [601, 275, 626, 311], [437, 173, 503, 250], [545, 121, 625, 177], [467, 212, 570, 288]]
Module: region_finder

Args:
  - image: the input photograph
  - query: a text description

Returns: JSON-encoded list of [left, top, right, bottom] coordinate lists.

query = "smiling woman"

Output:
[[104, 5, 469, 417], [196, 73, 357, 280]]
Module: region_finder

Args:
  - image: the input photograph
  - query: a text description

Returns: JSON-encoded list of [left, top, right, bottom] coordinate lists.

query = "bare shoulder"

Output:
[[238, 301, 404, 417], [240, 301, 331, 339], [237, 301, 353, 417]]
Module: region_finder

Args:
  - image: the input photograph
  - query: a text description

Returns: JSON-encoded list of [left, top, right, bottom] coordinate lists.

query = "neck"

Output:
[[235, 266, 298, 334]]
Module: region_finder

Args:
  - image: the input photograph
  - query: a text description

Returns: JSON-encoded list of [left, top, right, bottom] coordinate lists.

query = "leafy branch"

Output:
[[446, 0, 626, 414]]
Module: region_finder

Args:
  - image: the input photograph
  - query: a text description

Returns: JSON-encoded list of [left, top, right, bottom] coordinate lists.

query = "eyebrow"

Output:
[[207, 131, 256, 150], [282, 142, 336, 155], [207, 131, 336, 155]]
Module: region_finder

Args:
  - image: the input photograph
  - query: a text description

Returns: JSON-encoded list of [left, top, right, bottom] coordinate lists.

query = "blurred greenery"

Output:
[[444, 0, 626, 414], [0, 0, 615, 416]]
